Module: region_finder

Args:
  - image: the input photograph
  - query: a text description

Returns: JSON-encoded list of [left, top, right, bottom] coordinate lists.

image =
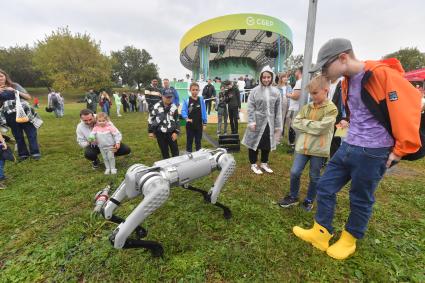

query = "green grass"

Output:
[[0, 101, 424, 282]]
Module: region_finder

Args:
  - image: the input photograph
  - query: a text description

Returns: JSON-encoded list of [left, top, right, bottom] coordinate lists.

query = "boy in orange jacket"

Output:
[[292, 38, 422, 260]]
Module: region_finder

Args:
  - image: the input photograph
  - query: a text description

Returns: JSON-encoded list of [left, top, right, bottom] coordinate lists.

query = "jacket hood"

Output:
[[365, 58, 405, 75], [259, 66, 275, 86]]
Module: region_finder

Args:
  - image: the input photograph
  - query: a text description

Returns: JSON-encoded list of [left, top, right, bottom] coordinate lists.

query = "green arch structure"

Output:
[[180, 13, 293, 81]]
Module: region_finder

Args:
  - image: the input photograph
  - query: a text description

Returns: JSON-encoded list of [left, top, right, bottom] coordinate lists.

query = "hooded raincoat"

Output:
[[241, 66, 283, 151]]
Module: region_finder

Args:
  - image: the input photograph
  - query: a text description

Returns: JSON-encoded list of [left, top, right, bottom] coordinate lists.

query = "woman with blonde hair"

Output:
[[277, 72, 292, 137], [99, 91, 112, 116]]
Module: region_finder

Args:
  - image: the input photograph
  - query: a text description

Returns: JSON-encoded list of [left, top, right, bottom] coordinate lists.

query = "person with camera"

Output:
[[223, 80, 241, 134]]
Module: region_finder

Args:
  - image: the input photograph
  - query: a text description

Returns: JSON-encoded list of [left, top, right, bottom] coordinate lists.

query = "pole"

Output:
[[300, 0, 318, 107]]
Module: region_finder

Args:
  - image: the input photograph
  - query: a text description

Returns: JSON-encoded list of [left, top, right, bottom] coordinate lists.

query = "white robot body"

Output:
[[100, 148, 236, 251]]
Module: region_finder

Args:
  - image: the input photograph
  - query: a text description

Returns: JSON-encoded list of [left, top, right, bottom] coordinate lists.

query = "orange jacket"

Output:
[[341, 59, 422, 157]]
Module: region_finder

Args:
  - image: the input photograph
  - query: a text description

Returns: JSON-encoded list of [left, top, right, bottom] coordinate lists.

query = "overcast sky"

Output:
[[3, 0, 424, 79]]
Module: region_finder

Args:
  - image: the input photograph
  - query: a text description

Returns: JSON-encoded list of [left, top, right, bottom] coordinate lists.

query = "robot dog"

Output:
[[95, 148, 236, 256]]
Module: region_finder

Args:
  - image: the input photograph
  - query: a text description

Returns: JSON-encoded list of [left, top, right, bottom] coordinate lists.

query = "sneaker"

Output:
[[31, 155, 41, 161], [278, 195, 299, 208], [260, 163, 273, 173], [104, 169, 111, 175], [92, 159, 100, 169], [0, 182, 5, 190], [251, 164, 263, 175], [301, 199, 314, 211], [287, 146, 295, 154], [110, 169, 117, 174]]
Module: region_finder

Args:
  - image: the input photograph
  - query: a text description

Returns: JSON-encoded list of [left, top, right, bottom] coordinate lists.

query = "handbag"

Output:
[[15, 91, 30, 123]]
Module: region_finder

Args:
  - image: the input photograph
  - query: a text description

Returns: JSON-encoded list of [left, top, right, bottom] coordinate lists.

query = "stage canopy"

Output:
[[179, 13, 293, 80]]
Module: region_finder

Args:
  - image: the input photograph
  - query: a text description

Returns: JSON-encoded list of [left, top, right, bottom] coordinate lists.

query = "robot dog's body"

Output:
[[99, 148, 236, 256]]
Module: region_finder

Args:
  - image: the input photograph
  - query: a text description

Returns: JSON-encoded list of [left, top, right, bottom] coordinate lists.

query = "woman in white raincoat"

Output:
[[241, 66, 283, 174]]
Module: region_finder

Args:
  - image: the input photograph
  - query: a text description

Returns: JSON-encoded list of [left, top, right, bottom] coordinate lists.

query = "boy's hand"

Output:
[[171, 133, 177, 141], [339, 120, 349, 128], [186, 118, 192, 123], [149, 133, 155, 138], [386, 152, 401, 168], [203, 125, 207, 131], [2, 143, 7, 150]]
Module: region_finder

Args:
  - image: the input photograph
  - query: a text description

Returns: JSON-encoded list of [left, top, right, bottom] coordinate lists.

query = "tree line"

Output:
[[0, 27, 159, 91]]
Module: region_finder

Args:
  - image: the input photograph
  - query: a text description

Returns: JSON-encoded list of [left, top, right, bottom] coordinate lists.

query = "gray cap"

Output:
[[310, 38, 352, 73]]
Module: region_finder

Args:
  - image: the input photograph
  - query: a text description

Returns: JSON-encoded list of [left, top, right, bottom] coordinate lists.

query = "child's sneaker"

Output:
[[92, 159, 100, 169], [104, 169, 111, 175], [301, 199, 314, 212], [260, 163, 273, 173], [0, 182, 5, 190], [251, 164, 263, 175], [110, 169, 117, 174], [278, 195, 299, 208]]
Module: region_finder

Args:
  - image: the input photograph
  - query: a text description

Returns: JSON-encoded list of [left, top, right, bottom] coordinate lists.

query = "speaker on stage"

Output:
[[218, 134, 240, 152]]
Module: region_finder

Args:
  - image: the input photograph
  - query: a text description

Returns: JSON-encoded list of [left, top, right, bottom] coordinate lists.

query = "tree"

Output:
[[33, 27, 112, 91], [384, 47, 425, 72], [111, 46, 159, 90], [0, 45, 45, 87], [285, 54, 304, 72]]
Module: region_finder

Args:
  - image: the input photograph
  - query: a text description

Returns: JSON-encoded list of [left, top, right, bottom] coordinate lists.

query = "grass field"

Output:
[[0, 100, 424, 282]]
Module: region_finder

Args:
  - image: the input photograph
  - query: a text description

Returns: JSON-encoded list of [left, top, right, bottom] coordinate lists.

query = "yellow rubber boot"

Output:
[[292, 221, 333, 251], [326, 230, 357, 260]]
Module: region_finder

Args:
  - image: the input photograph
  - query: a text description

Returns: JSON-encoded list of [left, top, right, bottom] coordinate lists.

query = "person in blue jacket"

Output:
[[181, 82, 207, 152]]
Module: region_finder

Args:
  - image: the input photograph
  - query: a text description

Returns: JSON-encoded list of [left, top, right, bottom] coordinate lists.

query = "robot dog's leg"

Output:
[[209, 153, 236, 204], [110, 175, 170, 256]]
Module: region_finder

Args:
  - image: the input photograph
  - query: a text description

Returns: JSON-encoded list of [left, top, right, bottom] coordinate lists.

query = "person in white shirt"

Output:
[[286, 66, 303, 152], [76, 109, 131, 169], [237, 76, 246, 102]]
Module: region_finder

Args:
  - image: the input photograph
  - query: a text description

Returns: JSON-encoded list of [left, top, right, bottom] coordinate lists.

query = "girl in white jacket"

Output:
[[241, 66, 282, 174]]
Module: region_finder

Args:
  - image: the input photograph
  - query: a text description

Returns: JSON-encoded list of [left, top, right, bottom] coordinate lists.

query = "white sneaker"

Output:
[[104, 169, 111, 175], [251, 164, 263, 175], [110, 169, 117, 174], [260, 163, 274, 173]]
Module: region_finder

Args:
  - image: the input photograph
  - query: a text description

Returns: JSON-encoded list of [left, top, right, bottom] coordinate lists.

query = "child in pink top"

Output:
[[88, 113, 122, 175]]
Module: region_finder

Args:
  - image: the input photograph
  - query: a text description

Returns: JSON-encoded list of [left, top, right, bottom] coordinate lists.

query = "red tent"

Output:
[[404, 68, 425, 81]]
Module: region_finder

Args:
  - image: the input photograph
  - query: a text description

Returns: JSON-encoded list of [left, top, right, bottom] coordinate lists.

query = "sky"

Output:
[[3, 0, 425, 79]]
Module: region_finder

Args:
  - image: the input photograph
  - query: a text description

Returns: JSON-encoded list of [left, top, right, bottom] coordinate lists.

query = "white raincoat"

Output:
[[241, 66, 283, 151]]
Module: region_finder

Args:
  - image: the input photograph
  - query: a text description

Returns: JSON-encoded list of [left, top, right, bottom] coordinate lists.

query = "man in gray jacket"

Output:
[[76, 109, 131, 168]]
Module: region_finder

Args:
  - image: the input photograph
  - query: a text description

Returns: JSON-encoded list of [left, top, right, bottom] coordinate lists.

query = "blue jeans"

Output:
[[0, 159, 4, 179], [5, 113, 40, 158], [102, 103, 110, 116], [315, 142, 390, 239], [290, 153, 325, 201]]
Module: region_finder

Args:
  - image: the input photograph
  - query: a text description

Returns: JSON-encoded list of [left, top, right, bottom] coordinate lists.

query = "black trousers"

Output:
[[186, 127, 202, 152], [248, 124, 271, 164], [228, 107, 239, 134], [156, 132, 179, 159], [205, 99, 212, 115], [249, 149, 270, 164], [84, 143, 131, 161]]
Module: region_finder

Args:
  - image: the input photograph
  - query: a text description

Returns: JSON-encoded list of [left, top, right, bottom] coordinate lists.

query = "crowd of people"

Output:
[[1, 37, 424, 261]]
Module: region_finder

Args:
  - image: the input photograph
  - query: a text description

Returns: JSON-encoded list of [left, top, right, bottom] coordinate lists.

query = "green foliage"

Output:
[[0, 45, 45, 87], [111, 46, 159, 90], [32, 27, 113, 92], [285, 54, 304, 72], [0, 102, 423, 281], [384, 47, 425, 72]]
